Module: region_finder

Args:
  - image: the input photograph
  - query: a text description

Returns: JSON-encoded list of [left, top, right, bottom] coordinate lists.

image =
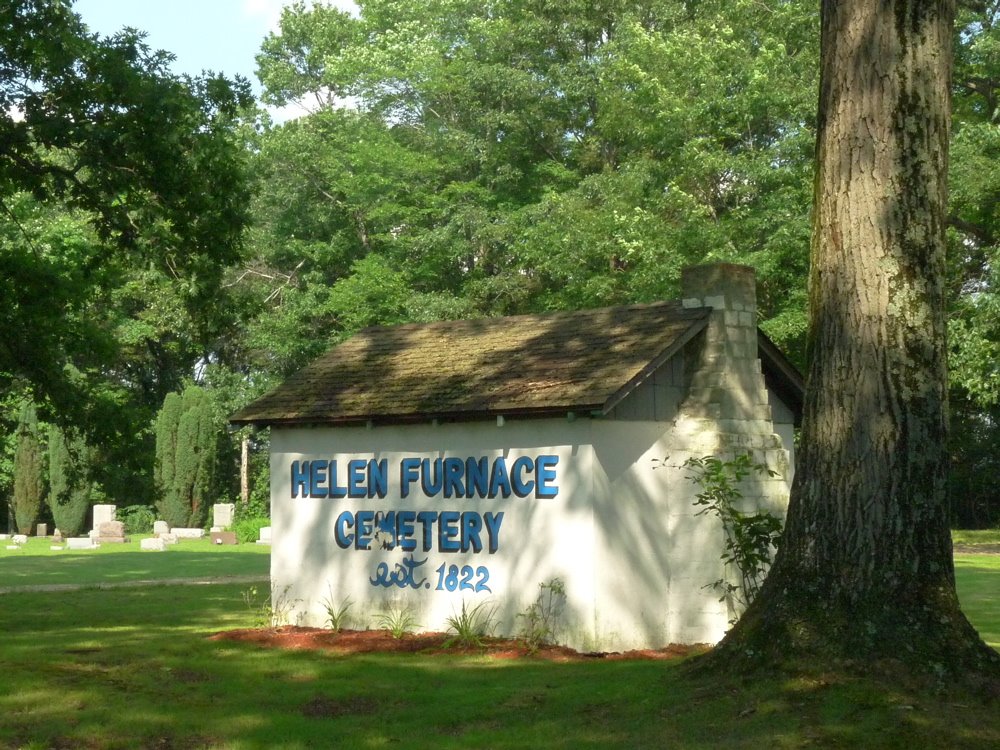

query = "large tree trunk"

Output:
[[711, 0, 999, 677]]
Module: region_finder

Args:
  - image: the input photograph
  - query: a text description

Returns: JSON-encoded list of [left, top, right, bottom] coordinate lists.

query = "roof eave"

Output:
[[599, 313, 710, 415], [757, 331, 805, 426], [229, 402, 609, 430]]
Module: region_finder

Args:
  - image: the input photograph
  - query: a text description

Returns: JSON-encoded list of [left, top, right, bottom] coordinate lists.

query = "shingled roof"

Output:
[[229, 301, 725, 427]]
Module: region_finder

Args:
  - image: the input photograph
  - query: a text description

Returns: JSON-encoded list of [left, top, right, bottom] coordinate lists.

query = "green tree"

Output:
[[47, 425, 94, 537], [154, 386, 228, 528], [713, 0, 999, 679], [0, 0, 252, 424], [944, 1, 1000, 527], [12, 402, 44, 534], [243, 0, 820, 374]]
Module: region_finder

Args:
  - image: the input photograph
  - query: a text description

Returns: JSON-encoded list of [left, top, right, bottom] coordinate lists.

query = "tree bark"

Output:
[[709, 0, 1000, 678]]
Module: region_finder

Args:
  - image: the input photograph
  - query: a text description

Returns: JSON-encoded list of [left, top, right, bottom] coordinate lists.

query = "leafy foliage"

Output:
[[684, 453, 782, 616], [118, 505, 157, 535], [238, 0, 820, 382], [233, 516, 269, 545], [517, 578, 567, 652], [0, 1, 253, 507]]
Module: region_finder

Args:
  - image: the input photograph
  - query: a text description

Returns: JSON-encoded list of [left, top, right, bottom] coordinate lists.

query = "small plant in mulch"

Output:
[[444, 600, 498, 649], [373, 606, 420, 639], [517, 578, 566, 653], [321, 587, 353, 632]]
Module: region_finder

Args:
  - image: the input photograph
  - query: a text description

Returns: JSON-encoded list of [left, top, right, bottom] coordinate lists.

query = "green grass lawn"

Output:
[[955, 553, 1000, 650], [0, 544, 996, 749], [0, 536, 269, 588]]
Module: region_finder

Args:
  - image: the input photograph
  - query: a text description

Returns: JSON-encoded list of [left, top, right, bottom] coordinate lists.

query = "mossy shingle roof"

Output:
[[229, 301, 714, 427]]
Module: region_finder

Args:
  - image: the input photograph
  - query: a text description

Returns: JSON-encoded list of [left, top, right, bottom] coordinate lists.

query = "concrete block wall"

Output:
[[676, 264, 792, 619]]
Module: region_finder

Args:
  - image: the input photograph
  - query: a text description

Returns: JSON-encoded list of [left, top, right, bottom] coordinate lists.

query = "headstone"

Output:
[[50, 545, 64, 551], [0, 534, 8, 541], [212, 503, 236, 530], [172, 528, 205, 539], [12, 534, 28, 545], [210, 530, 237, 545], [256, 526, 272, 545], [92, 504, 116, 527], [52, 528, 63, 543], [153, 520, 170, 536], [97, 520, 127, 543], [140, 537, 167, 552], [36, 523, 48, 537], [66, 537, 97, 550], [160, 532, 178, 545]]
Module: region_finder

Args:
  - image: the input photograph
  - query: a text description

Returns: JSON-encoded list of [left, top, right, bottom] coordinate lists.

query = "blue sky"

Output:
[[73, 1, 357, 105]]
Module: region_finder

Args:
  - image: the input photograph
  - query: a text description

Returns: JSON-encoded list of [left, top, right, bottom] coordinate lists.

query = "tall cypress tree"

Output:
[[154, 391, 184, 526], [155, 386, 224, 528], [12, 402, 44, 535], [47, 425, 93, 537]]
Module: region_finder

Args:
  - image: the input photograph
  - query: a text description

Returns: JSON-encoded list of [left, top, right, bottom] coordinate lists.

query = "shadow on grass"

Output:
[[0, 584, 997, 750]]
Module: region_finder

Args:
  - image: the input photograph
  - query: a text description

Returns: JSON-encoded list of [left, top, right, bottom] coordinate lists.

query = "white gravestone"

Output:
[[92, 504, 116, 527], [212, 503, 236, 531], [66, 537, 97, 550], [140, 537, 166, 551], [256, 526, 272, 545], [172, 528, 205, 539], [153, 520, 170, 536]]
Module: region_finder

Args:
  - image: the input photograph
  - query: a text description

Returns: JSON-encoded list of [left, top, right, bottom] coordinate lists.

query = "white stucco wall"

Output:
[[266, 411, 779, 652]]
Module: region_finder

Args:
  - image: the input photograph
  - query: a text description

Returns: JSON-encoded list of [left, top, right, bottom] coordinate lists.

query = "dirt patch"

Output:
[[209, 626, 709, 662]]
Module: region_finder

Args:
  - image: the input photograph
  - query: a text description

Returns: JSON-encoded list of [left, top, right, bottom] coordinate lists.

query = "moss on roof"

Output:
[[230, 301, 713, 427]]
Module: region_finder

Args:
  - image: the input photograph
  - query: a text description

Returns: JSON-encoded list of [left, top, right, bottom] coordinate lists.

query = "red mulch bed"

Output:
[[209, 626, 709, 662]]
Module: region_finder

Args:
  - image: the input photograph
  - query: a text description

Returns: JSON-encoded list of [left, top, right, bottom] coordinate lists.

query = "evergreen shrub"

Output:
[[47, 425, 94, 537], [154, 386, 227, 528], [12, 402, 44, 535]]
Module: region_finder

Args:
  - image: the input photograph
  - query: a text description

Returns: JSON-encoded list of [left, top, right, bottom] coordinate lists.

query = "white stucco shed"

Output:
[[231, 264, 803, 652]]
